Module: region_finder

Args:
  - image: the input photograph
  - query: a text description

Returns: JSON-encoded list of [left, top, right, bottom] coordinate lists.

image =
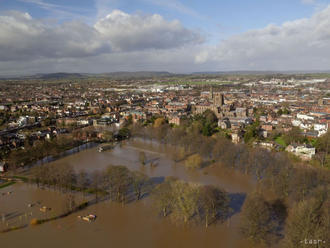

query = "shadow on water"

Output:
[[125, 176, 165, 204], [201, 160, 214, 169], [145, 157, 161, 166], [228, 193, 246, 218], [4, 211, 22, 221], [149, 176, 165, 185]]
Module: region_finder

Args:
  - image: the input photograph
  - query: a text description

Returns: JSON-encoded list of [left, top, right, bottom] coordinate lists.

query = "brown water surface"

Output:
[[0, 139, 258, 248]]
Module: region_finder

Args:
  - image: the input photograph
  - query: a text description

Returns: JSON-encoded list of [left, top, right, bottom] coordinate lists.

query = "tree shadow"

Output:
[[149, 176, 165, 185], [4, 211, 23, 221], [201, 160, 213, 169], [125, 176, 165, 204], [146, 157, 160, 165], [227, 193, 246, 218]]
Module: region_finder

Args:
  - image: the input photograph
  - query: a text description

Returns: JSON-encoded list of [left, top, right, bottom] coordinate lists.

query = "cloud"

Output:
[[2, 5, 330, 75], [0, 10, 202, 63], [94, 0, 118, 19], [0, 45, 206, 76], [195, 5, 330, 71], [0, 11, 110, 61], [94, 10, 203, 51]]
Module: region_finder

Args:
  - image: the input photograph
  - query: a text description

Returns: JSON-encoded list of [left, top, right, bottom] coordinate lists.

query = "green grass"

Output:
[[12, 175, 29, 182], [157, 81, 233, 85], [0, 181, 16, 189], [275, 136, 287, 147]]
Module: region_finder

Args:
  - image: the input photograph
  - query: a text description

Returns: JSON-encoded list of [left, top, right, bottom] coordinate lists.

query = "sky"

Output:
[[1, 0, 330, 75]]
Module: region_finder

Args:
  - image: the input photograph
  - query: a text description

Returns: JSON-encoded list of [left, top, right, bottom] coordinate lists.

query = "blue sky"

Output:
[[0, 0, 325, 42], [1, 0, 330, 74]]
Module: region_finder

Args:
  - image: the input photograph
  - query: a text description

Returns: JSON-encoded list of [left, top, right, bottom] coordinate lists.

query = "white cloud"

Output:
[[2, 5, 330, 75], [195, 5, 330, 71], [0, 11, 110, 61], [94, 10, 203, 51], [0, 10, 202, 63]]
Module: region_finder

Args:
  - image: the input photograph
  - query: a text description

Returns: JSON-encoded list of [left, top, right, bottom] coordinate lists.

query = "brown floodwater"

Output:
[[0, 139, 259, 248], [42, 139, 254, 193]]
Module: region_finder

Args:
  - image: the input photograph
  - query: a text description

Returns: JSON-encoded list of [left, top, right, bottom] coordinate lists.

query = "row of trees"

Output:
[[8, 134, 83, 170], [31, 164, 151, 204]]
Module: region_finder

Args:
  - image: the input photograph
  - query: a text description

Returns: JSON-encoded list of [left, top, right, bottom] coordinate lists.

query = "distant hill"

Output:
[[98, 71, 175, 79], [32, 73, 87, 79], [0, 71, 175, 80], [1, 70, 330, 81], [34, 71, 175, 80]]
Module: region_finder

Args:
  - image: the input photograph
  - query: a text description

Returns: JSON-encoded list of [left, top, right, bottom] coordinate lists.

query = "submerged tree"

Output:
[[106, 165, 132, 204], [64, 193, 76, 213], [184, 154, 203, 169], [240, 192, 274, 245], [199, 185, 230, 228], [91, 170, 104, 202], [171, 181, 200, 224], [284, 189, 329, 248], [139, 151, 146, 165], [76, 169, 89, 196], [152, 177, 177, 217], [131, 171, 149, 200], [152, 177, 230, 226]]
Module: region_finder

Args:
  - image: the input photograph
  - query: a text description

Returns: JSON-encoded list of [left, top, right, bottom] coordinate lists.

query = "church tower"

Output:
[[214, 93, 224, 106], [209, 86, 213, 100]]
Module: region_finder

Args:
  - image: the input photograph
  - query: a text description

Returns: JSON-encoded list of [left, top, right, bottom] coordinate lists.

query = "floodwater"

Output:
[[0, 139, 259, 248], [45, 138, 254, 193]]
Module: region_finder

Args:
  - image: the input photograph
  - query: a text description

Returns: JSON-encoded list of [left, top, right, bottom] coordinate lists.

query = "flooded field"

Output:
[[1, 139, 258, 248], [44, 139, 254, 193]]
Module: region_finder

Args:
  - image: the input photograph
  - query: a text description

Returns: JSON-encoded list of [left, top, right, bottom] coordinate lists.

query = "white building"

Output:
[[297, 114, 314, 121], [286, 145, 316, 160]]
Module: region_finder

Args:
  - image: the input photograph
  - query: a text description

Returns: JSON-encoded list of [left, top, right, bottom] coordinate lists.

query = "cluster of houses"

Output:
[[0, 77, 329, 166]]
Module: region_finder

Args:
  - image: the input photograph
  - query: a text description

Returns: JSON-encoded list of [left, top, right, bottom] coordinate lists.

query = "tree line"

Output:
[[8, 134, 83, 170], [129, 116, 330, 247], [31, 164, 151, 204]]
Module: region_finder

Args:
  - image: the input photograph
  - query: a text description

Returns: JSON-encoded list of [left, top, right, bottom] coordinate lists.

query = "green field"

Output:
[[275, 136, 287, 147]]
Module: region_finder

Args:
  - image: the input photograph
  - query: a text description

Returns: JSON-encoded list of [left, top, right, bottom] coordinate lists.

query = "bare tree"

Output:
[[139, 151, 146, 165], [131, 171, 149, 200], [199, 185, 229, 228]]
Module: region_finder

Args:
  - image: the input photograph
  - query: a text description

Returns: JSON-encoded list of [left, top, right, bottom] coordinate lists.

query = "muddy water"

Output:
[[0, 183, 86, 230], [1, 186, 255, 248], [44, 139, 254, 193], [1, 139, 258, 248]]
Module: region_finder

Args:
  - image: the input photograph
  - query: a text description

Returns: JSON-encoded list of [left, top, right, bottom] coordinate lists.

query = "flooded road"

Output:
[[1, 139, 258, 248]]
